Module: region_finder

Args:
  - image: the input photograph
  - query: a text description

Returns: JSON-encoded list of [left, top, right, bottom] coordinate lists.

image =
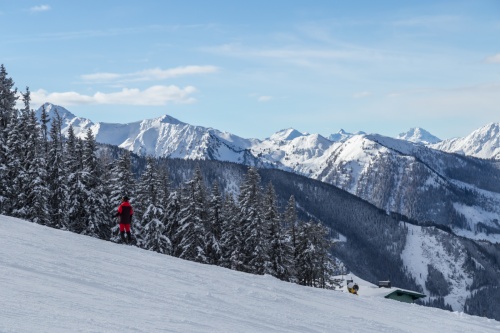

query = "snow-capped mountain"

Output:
[[430, 122, 500, 160], [328, 129, 365, 142], [37, 103, 500, 242], [314, 134, 500, 242], [3, 216, 498, 332], [397, 127, 442, 145], [37, 103, 263, 166]]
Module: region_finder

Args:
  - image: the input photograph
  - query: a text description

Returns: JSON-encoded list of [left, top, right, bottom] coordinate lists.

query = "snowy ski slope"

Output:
[[1, 215, 498, 333]]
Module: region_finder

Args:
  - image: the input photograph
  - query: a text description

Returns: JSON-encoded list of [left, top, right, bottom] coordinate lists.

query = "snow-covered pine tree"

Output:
[[4, 105, 22, 216], [0, 65, 18, 214], [47, 110, 68, 229], [163, 189, 181, 256], [283, 195, 299, 276], [219, 195, 240, 270], [65, 125, 87, 233], [109, 150, 136, 242], [39, 104, 49, 155], [81, 128, 109, 239], [238, 167, 269, 274], [295, 221, 336, 288], [176, 166, 208, 263], [137, 157, 166, 249], [205, 181, 223, 265], [263, 182, 293, 281], [19, 90, 49, 225]]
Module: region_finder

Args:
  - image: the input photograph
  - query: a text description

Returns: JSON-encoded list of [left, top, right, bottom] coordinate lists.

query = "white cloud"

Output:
[[30, 85, 197, 107], [485, 54, 500, 64], [353, 91, 372, 99], [258, 96, 272, 102], [30, 5, 50, 13], [81, 65, 219, 83]]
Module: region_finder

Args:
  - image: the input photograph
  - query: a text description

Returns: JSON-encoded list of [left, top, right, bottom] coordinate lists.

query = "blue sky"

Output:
[[1, 1, 499, 139]]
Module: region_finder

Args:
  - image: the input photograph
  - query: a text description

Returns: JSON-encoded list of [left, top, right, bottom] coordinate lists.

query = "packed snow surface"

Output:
[[1, 216, 499, 333]]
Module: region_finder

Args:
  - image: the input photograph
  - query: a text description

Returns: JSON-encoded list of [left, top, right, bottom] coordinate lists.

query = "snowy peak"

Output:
[[35, 103, 78, 123], [431, 122, 500, 160], [397, 127, 441, 145], [328, 129, 351, 142], [35, 103, 259, 165], [269, 128, 305, 141], [35, 103, 94, 138]]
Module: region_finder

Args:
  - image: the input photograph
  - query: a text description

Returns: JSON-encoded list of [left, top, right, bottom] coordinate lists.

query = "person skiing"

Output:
[[115, 196, 134, 244]]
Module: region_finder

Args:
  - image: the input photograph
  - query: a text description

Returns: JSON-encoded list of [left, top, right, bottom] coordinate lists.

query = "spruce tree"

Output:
[[20, 92, 49, 225], [206, 181, 223, 265], [47, 110, 68, 229], [263, 182, 293, 280], [4, 106, 22, 216], [220, 195, 240, 269], [295, 221, 336, 288], [0, 65, 18, 213], [137, 157, 165, 248], [238, 167, 268, 274], [284, 195, 300, 278], [163, 189, 181, 256], [176, 167, 207, 263], [81, 128, 109, 239], [65, 125, 86, 233]]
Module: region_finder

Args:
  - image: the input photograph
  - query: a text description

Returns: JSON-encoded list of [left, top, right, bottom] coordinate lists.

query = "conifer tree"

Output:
[[176, 167, 207, 263], [219, 195, 240, 269], [205, 181, 223, 265], [65, 125, 86, 233], [39, 104, 50, 155], [20, 91, 49, 225], [295, 221, 336, 288], [4, 106, 22, 216], [238, 167, 269, 274], [81, 128, 109, 239], [47, 110, 68, 229], [137, 157, 165, 248], [163, 189, 181, 256], [284, 195, 300, 277], [0, 65, 18, 214], [263, 182, 293, 280]]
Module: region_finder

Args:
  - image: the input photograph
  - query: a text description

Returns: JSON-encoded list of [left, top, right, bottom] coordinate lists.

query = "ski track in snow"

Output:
[[1, 215, 499, 333]]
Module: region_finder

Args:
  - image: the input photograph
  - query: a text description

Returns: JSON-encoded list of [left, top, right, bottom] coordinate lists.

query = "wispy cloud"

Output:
[[30, 5, 51, 13], [205, 43, 356, 61], [258, 96, 273, 102], [353, 91, 372, 99], [485, 53, 500, 64], [30, 85, 197, 107], [81, 66, 219, 83], [393, 15, 461, 28]]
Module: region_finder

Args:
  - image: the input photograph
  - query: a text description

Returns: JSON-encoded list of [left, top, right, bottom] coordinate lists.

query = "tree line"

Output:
[[0, 65, 337, 288]]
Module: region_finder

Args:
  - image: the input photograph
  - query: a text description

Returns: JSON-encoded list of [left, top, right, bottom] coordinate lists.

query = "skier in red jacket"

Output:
[[115, 196, 134, 244]]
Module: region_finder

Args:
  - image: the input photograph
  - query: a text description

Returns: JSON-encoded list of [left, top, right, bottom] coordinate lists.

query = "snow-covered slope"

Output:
[[430, 122, 500, 160], [402, 224, 473, 310], [1, 215, 498, 333], [397, 127, 441, 145], [314, 134, 500, 242]]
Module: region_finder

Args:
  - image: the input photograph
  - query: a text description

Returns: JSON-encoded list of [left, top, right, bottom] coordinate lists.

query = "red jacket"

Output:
[[116, 201, 134, 224]]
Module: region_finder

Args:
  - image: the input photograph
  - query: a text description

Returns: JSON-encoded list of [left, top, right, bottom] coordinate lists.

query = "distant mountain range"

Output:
[[37, 103, 500, 243]]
